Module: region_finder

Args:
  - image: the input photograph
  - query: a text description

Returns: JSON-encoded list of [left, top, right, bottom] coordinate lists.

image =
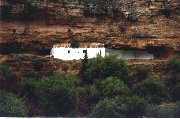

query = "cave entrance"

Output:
[[105, 48, 154, 60], [146, 46, 174, 59]]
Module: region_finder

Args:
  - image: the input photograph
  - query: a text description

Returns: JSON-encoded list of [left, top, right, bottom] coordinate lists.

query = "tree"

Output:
[[98, 77, 130, 98], [133, 76, 168, 104], [145, 103, 175, 118], [89, 97, 127, 118], [0, 91, 27, 117], [80, 51, 89, 85], [125, 96, 147, 118], [35, 73, 78, 116], [90, 96, 147, 118], [166, 57, 180, 75], [85, 55, 130, 84]]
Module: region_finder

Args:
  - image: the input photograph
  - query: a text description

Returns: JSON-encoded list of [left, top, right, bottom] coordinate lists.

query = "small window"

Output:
[[68, 50, 70, 53], [83, 50, 87, 53]]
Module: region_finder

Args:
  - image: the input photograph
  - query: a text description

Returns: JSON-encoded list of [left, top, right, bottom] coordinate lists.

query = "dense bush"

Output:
[[166, 57, 180, 75], [90, 96, 147, 118], [0, 91, 27, 117], [98, 77, 130, 98], [89, 97, 127, 118], [21, 79, 38, 103], [125, 96, 147, 118], [35, 73, 78, 116], [174, 101, 180, 118], [0, 63, 17, 90], [145, 103, 175, 118], [78, 85, 99, 103], [23, 71, 39, 79], [0, 63, 12, 78], [171, 84, 180, 101], [133, 76, 167, 104], [85, 55, 130, 84]]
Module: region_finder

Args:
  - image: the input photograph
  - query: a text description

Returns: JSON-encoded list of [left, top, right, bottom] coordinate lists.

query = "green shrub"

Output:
[[85, 55, 130, 84], [125, 96, 147, 118], [98, 77, 130, 98], [0, 63, 12, 78], [145, 103, 175, 118], [24, 71, 39, 79], [171, 84, 180, 101], [0, 63, 16, 90], [133, 76, 167, 104], [35, 73, 78, 116], [0, 91, 27, 117], [21, 79, 38, 103], [174, 101, 180, 118], [166, 58, 180, 75], [78, 85, 99, 103], [89, 97, 127, 118], [90, 96, 147, 118]]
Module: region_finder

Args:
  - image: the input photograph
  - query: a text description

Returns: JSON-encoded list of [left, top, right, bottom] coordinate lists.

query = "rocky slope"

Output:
[[0, 0, 179, 57]]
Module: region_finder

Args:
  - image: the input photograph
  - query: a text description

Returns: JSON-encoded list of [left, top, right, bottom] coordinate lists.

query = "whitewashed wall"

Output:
[[51, 47, 105, 60]]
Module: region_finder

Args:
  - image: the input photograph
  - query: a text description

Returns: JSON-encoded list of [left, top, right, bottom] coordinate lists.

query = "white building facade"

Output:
[[51, 47, 105, 60], [50, 43, 154, 60]]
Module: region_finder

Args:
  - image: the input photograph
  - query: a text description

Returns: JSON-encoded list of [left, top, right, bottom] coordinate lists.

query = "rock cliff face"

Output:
[[0, 0, 179, 58]]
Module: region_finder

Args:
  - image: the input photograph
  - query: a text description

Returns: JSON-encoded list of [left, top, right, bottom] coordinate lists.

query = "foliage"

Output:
[[174, 101, 180, 118], [171, 84, 180, 101], [125, 96, 147, 118], [20, 78, 38, 103], [85, 55, 130, 84], [166, 57, 180, 75], [98, 77, 130, 98], [0, 91, 27, 117], [35, 73, 78, 116], [90, 96, 147, 118], [80, 51, 89, 85], [78, 84, 99, 103], [24, 71, 39, 79], [89, 97, 127, 118], [0, 63, 12, 78], [133, 76, 167, 104], [145, 103, 175, 118], [0, 63, 17, 90]]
